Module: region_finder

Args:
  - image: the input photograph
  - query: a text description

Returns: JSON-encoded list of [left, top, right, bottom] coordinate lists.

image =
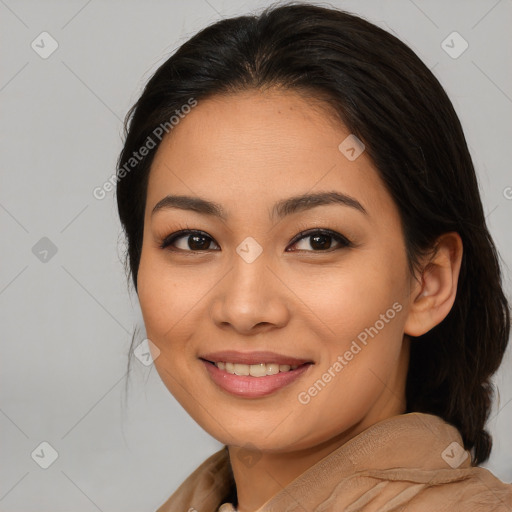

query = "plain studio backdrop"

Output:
[[1, 0, 511, 510]]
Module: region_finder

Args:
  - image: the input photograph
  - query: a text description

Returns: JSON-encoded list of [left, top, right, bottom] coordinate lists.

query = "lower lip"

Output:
[[201, 360, 313, 398]]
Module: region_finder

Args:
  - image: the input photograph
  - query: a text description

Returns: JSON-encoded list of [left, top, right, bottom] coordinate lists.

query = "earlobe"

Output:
[[404, 232, 463, 337]]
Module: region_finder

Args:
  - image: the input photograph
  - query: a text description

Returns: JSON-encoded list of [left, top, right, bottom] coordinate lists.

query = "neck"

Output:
[[227, 429, 354, 512], [228, 408, 404, 512], [227, 346, 409, 511]]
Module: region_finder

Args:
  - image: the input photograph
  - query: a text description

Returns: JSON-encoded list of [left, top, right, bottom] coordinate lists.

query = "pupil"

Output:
[[189, 235, 209, 250], [311, 234, 330, 250]]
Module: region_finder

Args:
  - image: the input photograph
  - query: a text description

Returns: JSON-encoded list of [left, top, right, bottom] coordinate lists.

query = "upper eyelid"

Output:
[[160, 229, 216, 249], [290, 228, 351, 245]]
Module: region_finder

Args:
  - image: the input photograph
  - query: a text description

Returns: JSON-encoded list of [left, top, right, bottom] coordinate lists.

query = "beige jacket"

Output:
[[156, 413, 512, 511]]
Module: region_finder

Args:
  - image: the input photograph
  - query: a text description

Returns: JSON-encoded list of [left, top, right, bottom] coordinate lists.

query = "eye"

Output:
[[286, 229, 352, 252], [160, 228, 352, 253], [160, 230, 220, 252]]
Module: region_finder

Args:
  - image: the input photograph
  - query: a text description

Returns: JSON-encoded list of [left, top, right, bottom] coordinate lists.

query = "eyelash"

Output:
[[159, 225, 353, 253]]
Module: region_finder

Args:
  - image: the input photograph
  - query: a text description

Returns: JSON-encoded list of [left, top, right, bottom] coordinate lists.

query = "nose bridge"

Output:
[[232, 248, 271, 302], [228, 242, 275, 312], [210, 239, 289, 332]]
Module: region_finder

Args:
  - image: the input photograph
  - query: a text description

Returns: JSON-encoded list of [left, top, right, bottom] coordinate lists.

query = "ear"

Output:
[[404, 232, 463, 337]]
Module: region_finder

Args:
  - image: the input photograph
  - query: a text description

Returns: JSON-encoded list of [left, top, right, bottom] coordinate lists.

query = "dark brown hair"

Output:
[[116, 2, 510, 465]]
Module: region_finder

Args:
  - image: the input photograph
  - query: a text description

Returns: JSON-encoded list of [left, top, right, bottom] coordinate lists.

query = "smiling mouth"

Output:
[[201, 359, 312, 377]]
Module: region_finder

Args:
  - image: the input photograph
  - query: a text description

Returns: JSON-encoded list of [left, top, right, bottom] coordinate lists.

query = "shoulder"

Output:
[[383, 465, 512, 511], [446, 466, 512, 511]]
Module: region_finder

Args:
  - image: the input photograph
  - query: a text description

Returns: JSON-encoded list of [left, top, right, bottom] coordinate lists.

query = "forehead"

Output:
[[146, 89, 394, 222]]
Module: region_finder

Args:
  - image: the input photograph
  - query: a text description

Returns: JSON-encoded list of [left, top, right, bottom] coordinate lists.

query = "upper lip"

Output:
[[199, 350, 313, 366]]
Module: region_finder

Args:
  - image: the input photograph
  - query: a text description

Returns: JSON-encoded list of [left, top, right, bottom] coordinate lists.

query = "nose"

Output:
[[209, 249, 290, 334]]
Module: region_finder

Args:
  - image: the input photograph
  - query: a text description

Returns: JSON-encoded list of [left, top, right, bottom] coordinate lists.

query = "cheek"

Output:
[[137, 250, 200, 337], [136, 248, 223, 384], [304, 257, 407, 345], [136, 250, 186, 363], [136, 252, 201, 401], [137, 253, 166, 335]]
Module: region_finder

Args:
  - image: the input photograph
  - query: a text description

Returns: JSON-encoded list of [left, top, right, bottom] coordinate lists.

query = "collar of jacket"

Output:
[[156, 412, 512, 512]]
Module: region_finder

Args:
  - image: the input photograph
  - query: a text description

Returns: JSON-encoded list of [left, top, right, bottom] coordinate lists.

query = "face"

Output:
[[137, 89, 415, 453]]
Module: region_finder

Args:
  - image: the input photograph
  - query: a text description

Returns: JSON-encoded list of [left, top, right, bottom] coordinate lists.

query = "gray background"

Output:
[[1, 0, 511, 510]]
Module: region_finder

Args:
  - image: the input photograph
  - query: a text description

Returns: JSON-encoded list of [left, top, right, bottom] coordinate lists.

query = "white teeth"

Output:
[[234, 363, 250, 376], [266, 363, 280, 375], [249, 363, 267, 377], [214, 361, 300, 376]]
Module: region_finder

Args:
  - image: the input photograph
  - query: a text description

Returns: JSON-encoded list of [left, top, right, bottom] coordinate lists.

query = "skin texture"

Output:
[[137, 89, 463, 512]]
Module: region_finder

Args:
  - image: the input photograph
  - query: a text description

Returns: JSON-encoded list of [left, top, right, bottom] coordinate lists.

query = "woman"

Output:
[[116, 3, 511, 511]]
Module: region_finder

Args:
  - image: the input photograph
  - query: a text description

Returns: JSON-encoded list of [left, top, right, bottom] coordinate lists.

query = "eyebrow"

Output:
[[151, 191, 367, 220]]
